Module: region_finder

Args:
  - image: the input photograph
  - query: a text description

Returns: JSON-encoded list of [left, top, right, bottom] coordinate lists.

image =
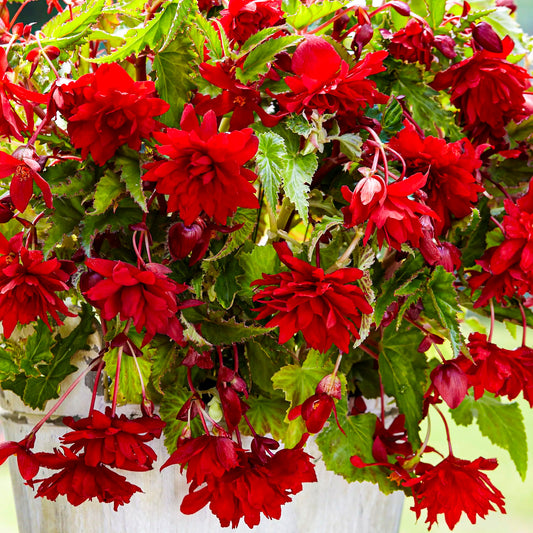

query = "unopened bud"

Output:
[[472, 22, 503, 53]]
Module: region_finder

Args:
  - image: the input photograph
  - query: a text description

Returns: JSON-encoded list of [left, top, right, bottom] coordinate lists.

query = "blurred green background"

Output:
[[1, 1, 533, 532]]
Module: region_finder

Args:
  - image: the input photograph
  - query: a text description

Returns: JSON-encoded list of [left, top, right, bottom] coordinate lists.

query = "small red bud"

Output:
[[43, 45, 60, 60], [388, 0, 410, 16], [472, 22, 503, 53], [434, 35, 457, 58], [0, 196, 14, 223], [26, 49, 40, 62], [168, 221, 204, 260], [316, 373, 342, 399]]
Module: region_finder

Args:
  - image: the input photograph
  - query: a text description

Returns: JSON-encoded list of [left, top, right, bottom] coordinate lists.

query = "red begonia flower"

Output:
[[273, 36, 388, 129], [469, 180, 533, 306], [35, 447, 142, 510], [53, 63, 169, 166], [0, 48, 48, 141], [372, 414, 413, 463], [60, 407, 165, 472], [219, 0, 285, 45], [388, 121, 483, 234], [142, 104, 259, 226], [161, 435, 241, 484], [0, 232, 75, 338], [179, 441, 316, 528], [431, 36, 531, 145], [341, 171, 438, 251], [0, 150, 52, 212], [386, 18, 435, 69], [217, 365, 249, 432], [455, 332, 533, 405], [252, 241, 373, 353], [403, 455, 505, 530], [194, 62, 284, 130], [83, 258, 195, 345], [425, 360, 469, 409], [0, 435, 40, 481]]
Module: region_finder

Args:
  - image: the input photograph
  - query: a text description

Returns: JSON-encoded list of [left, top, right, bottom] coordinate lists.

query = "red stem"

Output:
[[111, 345, 124, 417], [519, 301, 528, 347], [434, 404, 454, 457], [89, 358, 105, 415], [489, 299, 495, 343]]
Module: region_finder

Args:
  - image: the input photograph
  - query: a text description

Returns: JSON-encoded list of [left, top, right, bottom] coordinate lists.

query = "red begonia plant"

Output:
[[0, 0, 532, 529]]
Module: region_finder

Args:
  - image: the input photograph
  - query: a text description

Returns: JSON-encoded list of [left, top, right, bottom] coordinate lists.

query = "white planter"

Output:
[[0, 324, 404, 533]]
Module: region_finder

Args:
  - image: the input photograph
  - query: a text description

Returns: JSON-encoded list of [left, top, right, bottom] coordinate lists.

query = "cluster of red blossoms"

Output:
[[1, 408, 165, 510], [162, 434, 316, 528]]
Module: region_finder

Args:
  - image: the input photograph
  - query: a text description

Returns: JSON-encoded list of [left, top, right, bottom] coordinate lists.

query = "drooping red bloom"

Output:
[[388, 121, 483, 234], [0, 150, 52, 212], [83, 258, 194, 344], [469, 180, 533, 306], [194, 62, 284, 130], [53, 63, 169, 166], [385, 18, 435, 69], [0, 435, 40, 481], [289, 373, 343, 434], [0, 232, 76, 338], [142, 104, 259, 225], [161, 435, 241, 484], [273, 36, 388, 129], [35, 447, 142, 510], [0, 48, 48, 141], [403, 455, 505, 530], [455, 332, 533, 405], [341, 171, 437, 251], [425, 360, 469, 409], [60, 408, 165, 471], [431, 36, 531, 145], [372, 414, 413, 463], [179, 440, 316, 528], [217, 365, 249, 432], [252, 241, 373, 353], [219, 0, 285, 45]]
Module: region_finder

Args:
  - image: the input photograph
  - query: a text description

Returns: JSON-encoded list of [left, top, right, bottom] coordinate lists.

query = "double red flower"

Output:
[[431, 36, 531, 145], [0, 232, 75, 338], [83, 258, 193, 344], [388, 121, 483, 234], [273, 36, 388, 129], [54, 63, 169, 166], [252, 241, 373, 353], [142, 104, 259, 226], [469, 179, 533, 306], [404, 455, 505, 530], [61, 408, 165, 471], [341, 171, 437, 251], [35, 447, 142, 510], [163, 434, 316, 528]]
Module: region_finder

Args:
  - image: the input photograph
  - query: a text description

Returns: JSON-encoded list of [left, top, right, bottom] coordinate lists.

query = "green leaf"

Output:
[[115, 154, 146, 211], [237, 36, 301, 83], [44, 197, 85, 256], [334, 133, 363, 161], [256, 132, 288, 210], [451, 394, 528, 479], [379, 324, 428, 446], [160, 380, 203, 453], [427, 0, 446, 28], [307, 215, 343, 262], [41, 0, 105, 47], [0, 347, 19, 381], [214, 258, 243, 309], [91, 2, 185, 64], [23, 307, 95, 410], [204, 208, 257, 262], [21, 321, 54, 377], [191, 12, 224, 60], [272, 350, 333, 406], [245, 338, 287, 394], [284, 152, 317, 221], [153, 33, 197, 126], [317, 408, 399, 493], [240, 395, 289, 441], [241, 27, 284, 51], [286, 0, 344, 30], [200, 318, 273, 345], [422, 266, 463, 356], [149, 338, 180, 394], [374, 254, 426, 326], [455, 202, 490, 268], [92, 170, 123, 215], [237, 244, 280, 301], [285, 115, 314, 137]]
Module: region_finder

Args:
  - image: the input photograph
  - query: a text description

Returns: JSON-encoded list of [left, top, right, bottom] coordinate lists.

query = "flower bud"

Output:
[[472, 22, 503, 53], [434, 35, 457, 58], [429, 361, 469, 409], [0, 196, 14, 223], [316, 373, 342, 399], [168, 221, 204, 260], [388, 0, 410, 16]]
